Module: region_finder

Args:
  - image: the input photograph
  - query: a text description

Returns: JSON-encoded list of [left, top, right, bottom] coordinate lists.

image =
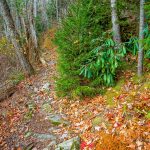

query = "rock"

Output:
[[47, 97, 53, 102], [43, 141, 56, 150], [33, 133, 56, 140], [47, 114, 62, 125], [32, 148, 38, 150], [55, 136, 80, 150], [35, 96, 41, 102], [34, 87, 38, 93], [48, 127, 59, 132], [47, 60, 56, 65], [48, 141, 57, 147], [42, 83, 50, 91], [47, 114, 69, 126], [48, 140, 56, 146], [61, 132, 68, 139]]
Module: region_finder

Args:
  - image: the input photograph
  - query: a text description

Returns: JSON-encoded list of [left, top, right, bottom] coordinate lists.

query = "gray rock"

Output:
[[60, 131, 69, 140], [42, 83, 50, 91], [48, 141, 57, 147], [48, 127, 59, 132], [47, 97, 53, 102], [47, 114, 69, 126], [34, 87, 38, 93], [43, 148, 49, 150], [33, 133, 56, 140], [61, 133, 68, 139], [32, 148, 38, 150], [55, 136, 80, 150], [43, 140, 56, 150], [47, 60, 56, 65]]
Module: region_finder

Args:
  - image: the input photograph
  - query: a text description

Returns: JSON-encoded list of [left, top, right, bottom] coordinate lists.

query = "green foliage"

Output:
[[125, 37, 138, 55], [144, 2, 150, 58], [55, 0, 111, 98], [55, 76, 80, 97], [117, 0, 139, 41], [47, 0, 57, 22], [125, 25, 150, 58], [14, 0, 25, 14], [80, 32, 126, 86], [132, 75, 145, 84], [145, 111, 150, 119], [145, 2, 150, 20], [70, 140, 80, 150], [71, 86, 99, 99], [143, 25, 150, 58], [35, 15, 45, 36]]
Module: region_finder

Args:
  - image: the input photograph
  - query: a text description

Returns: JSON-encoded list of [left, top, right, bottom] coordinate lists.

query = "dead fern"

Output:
[[96, 132, 132, 150]]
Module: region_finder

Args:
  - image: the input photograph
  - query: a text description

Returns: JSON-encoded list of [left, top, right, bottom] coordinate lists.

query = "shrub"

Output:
[[143, 25, 150, 59], [125, 36, 138, 55], [125, 24, 150, 58], [80, 32, 126, 86]]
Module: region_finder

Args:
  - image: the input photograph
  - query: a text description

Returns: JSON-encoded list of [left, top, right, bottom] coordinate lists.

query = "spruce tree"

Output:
[[55, 0, 111, 98]]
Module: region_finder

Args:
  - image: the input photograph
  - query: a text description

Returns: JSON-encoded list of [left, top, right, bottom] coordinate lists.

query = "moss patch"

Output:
[[92, 116, 104, 126], [131, 75, 146, 84], [105, 79, 125, 106], [42, 103, 52, 113]]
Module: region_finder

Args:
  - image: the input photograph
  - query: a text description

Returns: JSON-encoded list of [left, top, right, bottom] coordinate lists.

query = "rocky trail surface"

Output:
[[0, 46, 76, 149]]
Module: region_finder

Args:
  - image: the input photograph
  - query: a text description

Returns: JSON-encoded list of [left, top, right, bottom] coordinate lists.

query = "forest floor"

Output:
[[0, 30, 150, 150]]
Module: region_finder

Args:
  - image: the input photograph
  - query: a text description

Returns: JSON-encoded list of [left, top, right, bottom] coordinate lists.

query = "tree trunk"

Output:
[[110, 0, 121, 43], [33, 0, 37, 18], [9, 0, 22, 37], [138, 0, 145, 76], [0, 0, 34, 76], [27, 0, 40, 62], [20, 15, 28, 43], [3, 21, 10, 40], [27, 0, 38, 49], [40, 0, 49, 30], [56, 0, 59, 22]]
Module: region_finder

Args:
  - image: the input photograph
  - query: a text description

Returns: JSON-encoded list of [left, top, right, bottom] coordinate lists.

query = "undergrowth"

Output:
[[8, 70, 25, 85]]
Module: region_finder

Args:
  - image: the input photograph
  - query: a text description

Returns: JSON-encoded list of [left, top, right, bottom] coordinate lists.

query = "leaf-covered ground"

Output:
[[0, 30, 150, 150]]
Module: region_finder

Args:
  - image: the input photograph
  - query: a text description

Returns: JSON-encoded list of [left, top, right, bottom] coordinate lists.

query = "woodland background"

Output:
[[0, 0, 150, 150]]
